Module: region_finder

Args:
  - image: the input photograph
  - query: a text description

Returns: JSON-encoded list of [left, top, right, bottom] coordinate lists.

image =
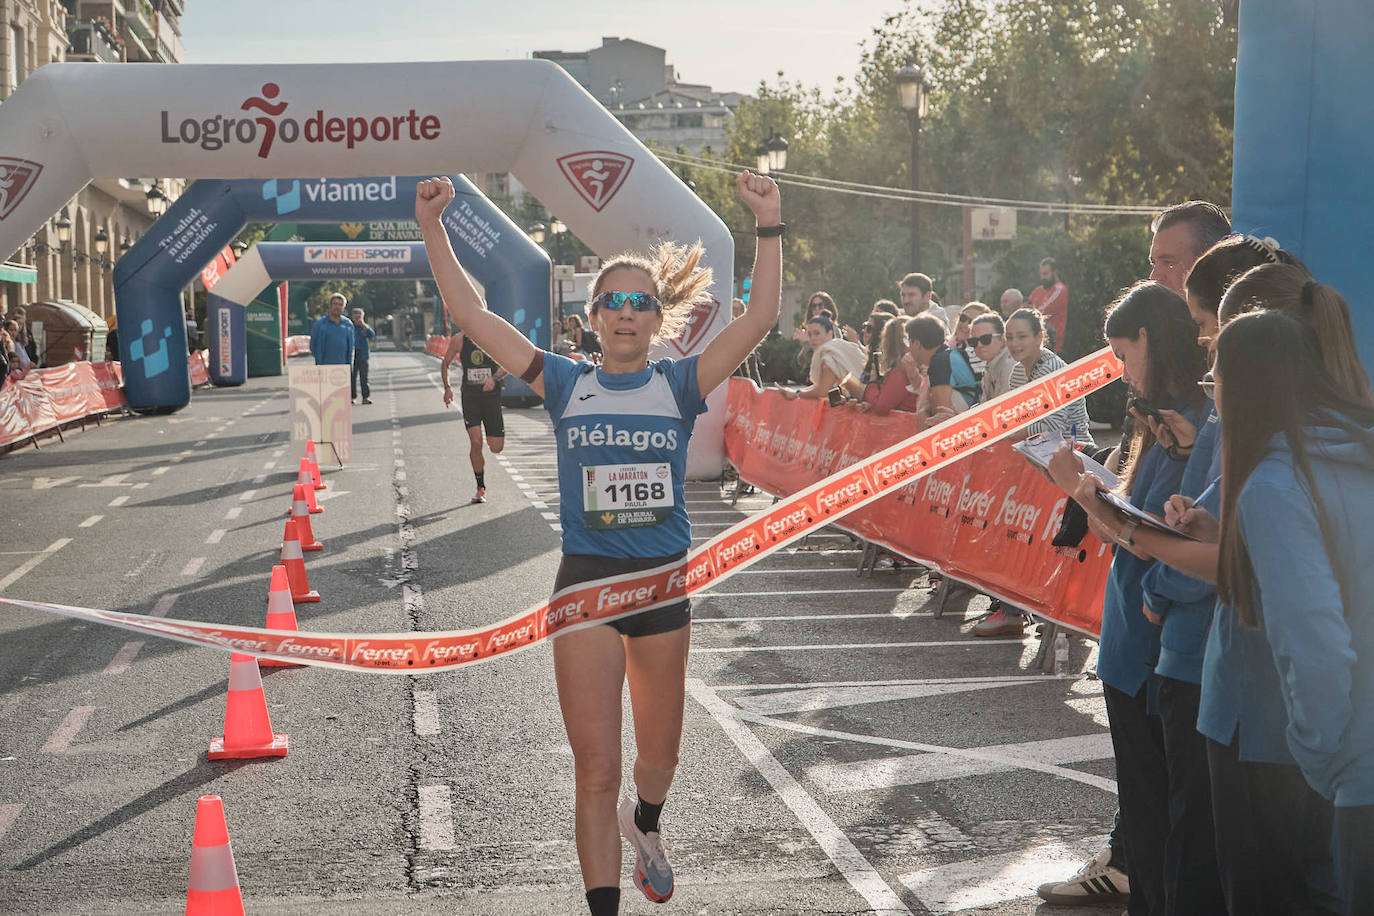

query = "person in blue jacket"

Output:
[[309, 293, 354, 366], [1215, 302, 1374, 916], [1051, 280, 1210, 915], [415, 171, 783, 916]]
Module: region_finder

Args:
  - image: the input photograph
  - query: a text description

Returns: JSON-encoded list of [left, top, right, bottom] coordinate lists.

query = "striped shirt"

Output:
[[1008, 350, 1096, 446]]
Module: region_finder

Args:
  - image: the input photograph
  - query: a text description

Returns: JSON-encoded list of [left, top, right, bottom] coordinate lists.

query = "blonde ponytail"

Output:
[[590, 240, 714, 344]]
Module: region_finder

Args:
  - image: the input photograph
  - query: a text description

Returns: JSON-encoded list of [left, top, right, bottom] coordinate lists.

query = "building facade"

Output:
[[534, 36, 745, 155], [0, 0, 186, 326]]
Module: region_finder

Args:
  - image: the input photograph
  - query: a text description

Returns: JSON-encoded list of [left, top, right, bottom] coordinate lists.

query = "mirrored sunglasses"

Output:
[[593, 291, 662, 312]]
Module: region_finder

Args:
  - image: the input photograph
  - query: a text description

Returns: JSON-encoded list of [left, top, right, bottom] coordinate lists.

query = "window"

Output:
[[7, 25, 22, 96]]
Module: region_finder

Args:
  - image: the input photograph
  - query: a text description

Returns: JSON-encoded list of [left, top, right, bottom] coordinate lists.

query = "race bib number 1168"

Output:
[[582, 462, 673, 530]]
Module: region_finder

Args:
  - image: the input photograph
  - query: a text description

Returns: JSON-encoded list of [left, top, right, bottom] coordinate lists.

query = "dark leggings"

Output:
[[1336, 804, 1374, 916], [1206, 735, 1340, 915]]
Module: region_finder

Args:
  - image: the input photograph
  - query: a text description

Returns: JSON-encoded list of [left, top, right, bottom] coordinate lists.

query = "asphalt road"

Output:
[[0, 349, 1123, 915]]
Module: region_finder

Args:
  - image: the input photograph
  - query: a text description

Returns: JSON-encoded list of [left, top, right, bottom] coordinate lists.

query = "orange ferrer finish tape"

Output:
[[1, 349, 1123, 673]]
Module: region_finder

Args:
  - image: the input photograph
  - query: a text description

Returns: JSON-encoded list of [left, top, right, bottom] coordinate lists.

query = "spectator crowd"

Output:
[[743, 199, 1373, 916]]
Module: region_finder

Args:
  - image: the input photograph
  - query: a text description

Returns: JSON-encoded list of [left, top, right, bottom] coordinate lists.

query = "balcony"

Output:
[[127, 0, 156, 42], [66, 20, 123, 63]]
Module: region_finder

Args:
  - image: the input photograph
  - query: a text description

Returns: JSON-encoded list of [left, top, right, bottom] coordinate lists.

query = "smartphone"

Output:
[[1129, 397, 1164, 424], [827, 386, 844, 407]]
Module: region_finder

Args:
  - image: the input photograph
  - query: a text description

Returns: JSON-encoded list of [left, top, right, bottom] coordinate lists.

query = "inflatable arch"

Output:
[[0, 60, 733, 475], [1231, 0, 1373, 370], [135, 176, 550, 399]]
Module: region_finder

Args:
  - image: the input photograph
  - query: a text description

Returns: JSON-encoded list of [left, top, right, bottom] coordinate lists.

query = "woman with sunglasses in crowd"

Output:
[[416, 171, 782, 916]]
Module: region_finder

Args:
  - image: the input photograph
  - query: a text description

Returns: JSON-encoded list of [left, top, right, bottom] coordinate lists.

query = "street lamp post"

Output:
[[548, 217, 568, 319], [896, 59, 930, 271], [755, 129, 788, 177]]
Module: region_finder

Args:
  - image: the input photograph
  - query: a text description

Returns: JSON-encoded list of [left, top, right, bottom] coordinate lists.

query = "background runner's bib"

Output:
[[460, 335, 501, 390], [543, 352, 706, 558]]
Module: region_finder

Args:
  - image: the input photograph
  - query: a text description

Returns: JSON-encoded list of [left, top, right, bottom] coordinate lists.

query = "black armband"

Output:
[[755, 223, 787, 238]]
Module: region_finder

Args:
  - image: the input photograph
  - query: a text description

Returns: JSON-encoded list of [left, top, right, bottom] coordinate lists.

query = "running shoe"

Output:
[[1035, 846, 1130, 905], [971, 602, 1026, 637], [470, 488, 486, 504], [618, 796, 673, 903]]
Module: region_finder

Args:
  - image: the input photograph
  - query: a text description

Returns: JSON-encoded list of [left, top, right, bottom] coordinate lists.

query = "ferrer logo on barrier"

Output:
[[557, 151, 634, 212], [304, 245, 412, 263], [160, 83, 442, 160], [0, 157, 42, 221]]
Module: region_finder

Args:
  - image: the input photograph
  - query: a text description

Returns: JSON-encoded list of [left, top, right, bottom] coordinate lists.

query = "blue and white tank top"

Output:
[[542, 351, 707, 558]]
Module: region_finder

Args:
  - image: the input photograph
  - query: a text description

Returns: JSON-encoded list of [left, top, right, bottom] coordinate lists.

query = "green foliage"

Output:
[[679, 0, 1235, 353]]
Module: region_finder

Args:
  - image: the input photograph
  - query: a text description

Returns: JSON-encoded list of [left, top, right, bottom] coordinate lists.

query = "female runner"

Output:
[[416, 171, 781, 915]]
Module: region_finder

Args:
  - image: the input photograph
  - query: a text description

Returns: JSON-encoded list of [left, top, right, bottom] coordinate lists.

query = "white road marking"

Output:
[[240, 490, 257, 501], [899, 835, 1110, 913], [41, 706, 96, 753], [31, 476, 79, 490], [181, 557, 206, 577], [79, 474, 131, 488], [693, 640, 1023, 654], [169, 456, 184, 464], [252, 474, 267, 485], [133, 482, 149, 490], [688, 681, 911, 914], [151, 466, 170, 476], [532, 501, 548, 509], [151, 594, 179, 617], [263, 461, 276, 469], [78, 515, 103, 528], [807, 733, 1115, 794], [224, 507, 242, 520], [0, 804, 21, 843], [395, 459, 405, 468], [413, 690, 441, 736], [205, 529, 226, 545], [732, 677, 1055, 714], [107, 496, 130, 507], [0, 539, 71, 590], [195, 440, 208, 447], [103, 641, 145, 675]]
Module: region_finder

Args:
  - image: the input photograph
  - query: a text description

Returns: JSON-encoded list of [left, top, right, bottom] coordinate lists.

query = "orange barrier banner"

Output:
[[189, 349, 211, 387], [0, 361, 127, 449], [285, 335, 311, 357], [2, 349, 1123, 669], [722, 383, 1112, 636]]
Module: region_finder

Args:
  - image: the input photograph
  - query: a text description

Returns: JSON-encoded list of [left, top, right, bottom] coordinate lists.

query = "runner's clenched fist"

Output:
[[415, 176, 455, 223]]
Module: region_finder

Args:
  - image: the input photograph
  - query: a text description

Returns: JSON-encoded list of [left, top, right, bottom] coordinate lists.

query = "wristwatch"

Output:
[[1113, 517, 1140, 547]]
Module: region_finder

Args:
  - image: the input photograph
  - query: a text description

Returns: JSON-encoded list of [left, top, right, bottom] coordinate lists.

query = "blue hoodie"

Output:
[[1197, 473, 1295, 764], [1141, 404, 1220, 684], [1095, 401, 1207, 698], [1236, 416, 1374, 806]]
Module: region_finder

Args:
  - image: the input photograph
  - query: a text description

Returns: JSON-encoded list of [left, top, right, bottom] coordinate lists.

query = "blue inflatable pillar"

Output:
[[206, 295, 247, 386], [1231, 0, 1374, 370]]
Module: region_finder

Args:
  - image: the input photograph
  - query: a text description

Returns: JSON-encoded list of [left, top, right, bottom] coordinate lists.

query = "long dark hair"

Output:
[[1215, 311, 1374, 626], [863, 311, 894, 381], [1103, 281, 1207, 492], [1185, 235, 1301, 320], [1220, 263, 1373, 407], [807, 291, 837, 321]]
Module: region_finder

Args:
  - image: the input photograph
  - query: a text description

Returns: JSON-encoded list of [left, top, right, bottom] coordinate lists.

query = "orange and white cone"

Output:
[[295, 460, 322, 513], [185, 794, 245, 915], [258, 565, 303, 669], [208, 653, 288, 760], [289, 485, 323, 551], [280, 519, 320, 603], [304, 440, 326, 491]]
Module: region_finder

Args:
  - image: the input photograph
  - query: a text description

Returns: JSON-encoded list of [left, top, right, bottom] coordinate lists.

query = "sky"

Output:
[[180, 0, 920, 97]]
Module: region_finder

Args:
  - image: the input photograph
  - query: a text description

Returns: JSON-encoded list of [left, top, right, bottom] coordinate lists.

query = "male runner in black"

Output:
[[441, 330, 506, 503]]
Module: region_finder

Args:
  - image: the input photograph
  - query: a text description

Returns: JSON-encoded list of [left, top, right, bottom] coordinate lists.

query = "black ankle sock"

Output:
[[585, 886, 619, 916], [474, 470, 485, 489], [635, 796, 664, 835]]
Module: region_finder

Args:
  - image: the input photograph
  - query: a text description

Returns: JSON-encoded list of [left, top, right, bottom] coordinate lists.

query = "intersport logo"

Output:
[[305, 245, 412, 263], [160, 83, 442, 160]]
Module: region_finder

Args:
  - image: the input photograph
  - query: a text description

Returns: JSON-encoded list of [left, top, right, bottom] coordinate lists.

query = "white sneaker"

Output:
[[617, 796, 674, 903], [1036, 846, 1130, 905]]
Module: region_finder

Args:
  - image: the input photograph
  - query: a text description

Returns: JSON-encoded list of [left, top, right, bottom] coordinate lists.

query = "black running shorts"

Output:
[[460, 388, 504, 437], [553, 552, 691, 638]]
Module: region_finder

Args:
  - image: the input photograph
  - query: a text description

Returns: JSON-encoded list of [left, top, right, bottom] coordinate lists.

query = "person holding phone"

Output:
[[1050, 281, 1216, 915]]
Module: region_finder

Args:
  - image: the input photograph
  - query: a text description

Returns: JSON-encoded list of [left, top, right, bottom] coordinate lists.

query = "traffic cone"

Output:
[[304, 440, 326, 491], [289, 485, 323, 551], [258, 565, 303, 669], [185, 795, 245, 915], [280, 519, 320, 603], [294, 460, 322, 513], [207, 653, 289, 760]]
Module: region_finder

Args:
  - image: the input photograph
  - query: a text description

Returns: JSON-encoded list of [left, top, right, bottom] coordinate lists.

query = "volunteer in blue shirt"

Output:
[[416, 171, 782, 916], [349, 307, 375, 404], [1052, 281, 1213, 915], [1216, 305, 1374, 916], [309, 293, 354, 366]]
